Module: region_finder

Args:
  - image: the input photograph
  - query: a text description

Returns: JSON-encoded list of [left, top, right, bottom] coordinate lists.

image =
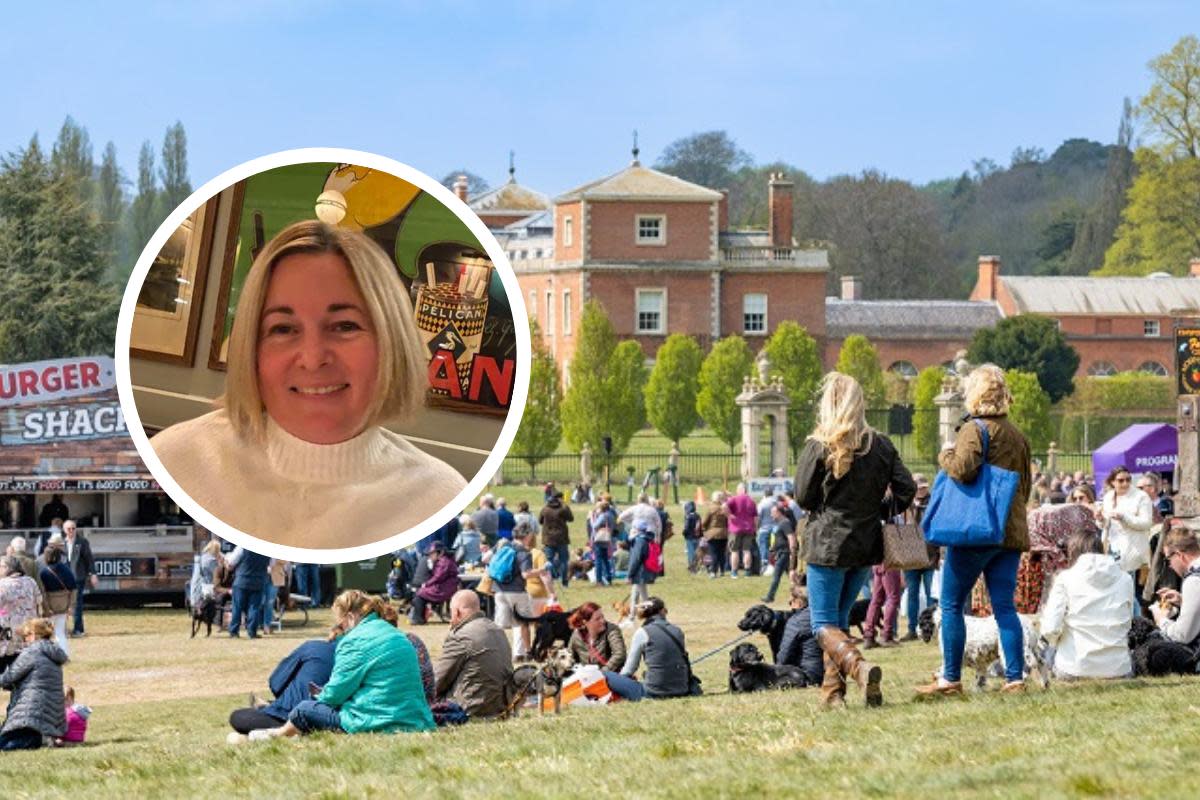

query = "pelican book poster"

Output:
[[1177, 322, 1200, 396], [211, 162, 516, 415]]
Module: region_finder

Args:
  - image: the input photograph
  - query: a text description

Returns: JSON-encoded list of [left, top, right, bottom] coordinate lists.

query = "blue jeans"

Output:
[[260, 583, 278, 630], [603, 670, 646, 701], [544, 544, 571, 586], [72, 584, 86, 634], [763, 551, 790, 602], [593, 542, 612, 585], [940, 547, 1023, 683], [295, 564, 321, 607], [685, 537, 700, 571], [230, 587, 263, 637], [806, 564, 872, 634], [756, 527, 772, 572], [903, 568, 935, 635], [288, 700, 343, 733]]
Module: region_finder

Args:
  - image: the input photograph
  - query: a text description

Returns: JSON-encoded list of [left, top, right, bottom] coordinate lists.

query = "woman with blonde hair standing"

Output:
[[795, 373, 915, 708], [916, 364, 1032, 697]]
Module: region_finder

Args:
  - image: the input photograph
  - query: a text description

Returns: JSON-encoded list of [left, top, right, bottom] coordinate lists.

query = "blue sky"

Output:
[[2, 2, 1196, 196]]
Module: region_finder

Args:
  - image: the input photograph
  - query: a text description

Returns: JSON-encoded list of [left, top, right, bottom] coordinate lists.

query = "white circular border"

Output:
[[114, 148, 531, 564]]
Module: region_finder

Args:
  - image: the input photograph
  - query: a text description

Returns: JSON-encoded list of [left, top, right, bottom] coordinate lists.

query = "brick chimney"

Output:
[[718, 189, 729, 233], [1190, 257, 1200, 278], [768, 172, 794, 248], [841, 275, 862, 301], [973, 255, 1002, 301], [453, 174, 469, 203]]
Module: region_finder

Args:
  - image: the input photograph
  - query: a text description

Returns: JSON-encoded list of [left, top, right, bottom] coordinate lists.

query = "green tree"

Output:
[[967, 315, 1079, 403], [0, 138, 120, 361], [440, 170, 490, 195], [696, 336, 754, 452], [560, 302, 646, 466], [1068, 99, 1136, 273], [834, 334, 886, 407], [511, 321, 562, 479], [1099, 150, 1200, 275], [1102, 36, 1200, 275], [605, 340, 649, 455], [49, 116, 94, 205], [97, 141, 126, 278], [129, 140, 159, 253], [763, 321, 823, 458], [159, 121, 191, 215], [644, 333, 703, 446], [1004, 370, 1053, 451], [655, 130, 751, 189], [912, 365, 946, 463]]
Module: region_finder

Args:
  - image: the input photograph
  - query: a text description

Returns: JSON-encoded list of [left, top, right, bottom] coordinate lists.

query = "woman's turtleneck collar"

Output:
[[264, 417, 393, 484]]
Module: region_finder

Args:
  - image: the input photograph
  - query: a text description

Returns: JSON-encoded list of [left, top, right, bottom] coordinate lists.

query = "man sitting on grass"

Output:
[[434, 590, 513, 719], [1151, 527, 1200, 653]]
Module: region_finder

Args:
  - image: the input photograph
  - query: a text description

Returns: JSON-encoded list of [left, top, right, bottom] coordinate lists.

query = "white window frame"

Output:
[[1138, 361, 1168, 376], [742, 293, 768, 335], [1144, 319, 1160, 337], [563, 216, 574, 248], [545, 290, 554, 333], [635, 214, 667, 246], [635, 288, 667, 334], [563, 289, 572, 336]]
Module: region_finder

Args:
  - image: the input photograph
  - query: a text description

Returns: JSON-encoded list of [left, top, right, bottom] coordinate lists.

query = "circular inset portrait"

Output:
[[115, 149, 529, 562]]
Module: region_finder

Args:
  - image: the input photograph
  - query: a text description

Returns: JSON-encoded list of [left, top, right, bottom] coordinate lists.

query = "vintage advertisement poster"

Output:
[[208, 163, 514, 415]]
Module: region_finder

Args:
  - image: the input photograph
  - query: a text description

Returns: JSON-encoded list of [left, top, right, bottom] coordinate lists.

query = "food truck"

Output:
[[0, 356, 204, 606]]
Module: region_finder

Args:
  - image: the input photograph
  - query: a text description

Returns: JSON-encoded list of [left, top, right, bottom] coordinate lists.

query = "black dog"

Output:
[[513, 607, 576, 661], [728, 643, 809, 692], [917, 603, 940, 643], [737, 605, 795, 662], [848, 598, 871, 637], [1129, 616, 1199, 676], [191, 595, 219, 638]]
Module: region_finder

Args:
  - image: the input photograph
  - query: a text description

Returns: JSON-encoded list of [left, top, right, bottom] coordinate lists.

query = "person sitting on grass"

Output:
[[1151, 527, 1200, 651], [566, 601, 642, 701], [618, 597, 695, 700], [243, 591, 434, 741], [777, 582, 823, 686], [229, 638, 336, 735], [433, 590, 513, 719], [57, 686, 90, 746], [0, 618, 67, 751], [1039, 530, 1134, 679]]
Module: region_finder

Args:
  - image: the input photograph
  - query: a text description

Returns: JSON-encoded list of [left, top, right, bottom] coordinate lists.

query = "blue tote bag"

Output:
[[921, 419, 1019, 548]]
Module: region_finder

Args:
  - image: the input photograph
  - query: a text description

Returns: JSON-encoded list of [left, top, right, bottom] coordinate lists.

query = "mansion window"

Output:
[[1087, 361, 1117, 377], [1139, 361, 1168, 377], [563, 216, 574, 248], [546, 290, 554, 333], [636, 214, 666, 245], [1144, 320, 1160, 337], [563, 290, 572, 336], [889, 361, 918, 379], [528, 290, 537, 322], [743, 293, 767, 334], [636, 289, 666, 334]]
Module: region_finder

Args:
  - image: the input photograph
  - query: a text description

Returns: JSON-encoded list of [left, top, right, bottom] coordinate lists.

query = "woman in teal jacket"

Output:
[[247, 591, 434, 739]]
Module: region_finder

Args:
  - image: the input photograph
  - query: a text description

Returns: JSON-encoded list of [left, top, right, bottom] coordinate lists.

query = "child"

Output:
[[58, 686, 91, 746]]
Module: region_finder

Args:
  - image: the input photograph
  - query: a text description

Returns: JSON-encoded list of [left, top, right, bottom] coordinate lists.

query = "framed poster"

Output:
[[206, 163, 516, 416], [1176, 321, 1200, 395], [130, 196, 219, 365]]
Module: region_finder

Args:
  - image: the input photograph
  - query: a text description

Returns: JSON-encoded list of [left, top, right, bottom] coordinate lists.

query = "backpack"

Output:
[[645, 540, 664, 574], [488, 544, 519, 583]]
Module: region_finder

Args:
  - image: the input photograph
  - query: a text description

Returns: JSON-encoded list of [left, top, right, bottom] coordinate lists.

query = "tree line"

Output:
[[511, 304, 1171, 477], [0, 117, 191, 361], [652, 35, 1200, 296]]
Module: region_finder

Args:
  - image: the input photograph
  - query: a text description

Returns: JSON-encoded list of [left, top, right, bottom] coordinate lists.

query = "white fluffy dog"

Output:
[[918, 607, 1051, 689]]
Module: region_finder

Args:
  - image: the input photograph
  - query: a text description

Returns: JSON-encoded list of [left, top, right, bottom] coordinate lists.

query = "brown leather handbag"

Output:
[[882, 503, 931, 571]]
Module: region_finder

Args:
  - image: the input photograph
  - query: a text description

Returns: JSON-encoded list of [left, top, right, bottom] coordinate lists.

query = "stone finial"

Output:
[[756, 350, 771, 385], [953, 350, 971, 377]]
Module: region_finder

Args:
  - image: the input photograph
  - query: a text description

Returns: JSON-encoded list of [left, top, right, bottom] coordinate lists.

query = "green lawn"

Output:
[[2, 516, 1198, 799]]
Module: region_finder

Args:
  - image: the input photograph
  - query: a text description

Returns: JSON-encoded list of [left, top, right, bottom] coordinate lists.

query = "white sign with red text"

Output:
[[0, 357, 115, 407]]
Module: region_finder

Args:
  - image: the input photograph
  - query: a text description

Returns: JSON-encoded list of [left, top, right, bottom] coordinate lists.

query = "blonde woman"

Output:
[[795, 372, 915, 708], [152, 221, 467, 549], [916, 364, 1032, 698]]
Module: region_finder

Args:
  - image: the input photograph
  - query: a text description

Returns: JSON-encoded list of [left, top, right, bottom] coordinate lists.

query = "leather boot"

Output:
[[819, 653, 846, 710], [819, 627, 883, 708]]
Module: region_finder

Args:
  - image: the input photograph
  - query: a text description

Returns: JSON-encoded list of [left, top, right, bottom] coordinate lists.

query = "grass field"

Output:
[[2, 492, 1198, 798]]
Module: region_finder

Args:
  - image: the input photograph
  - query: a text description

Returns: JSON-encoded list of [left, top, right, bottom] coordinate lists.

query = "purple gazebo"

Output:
[[1091, 423, 1178, 484]]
